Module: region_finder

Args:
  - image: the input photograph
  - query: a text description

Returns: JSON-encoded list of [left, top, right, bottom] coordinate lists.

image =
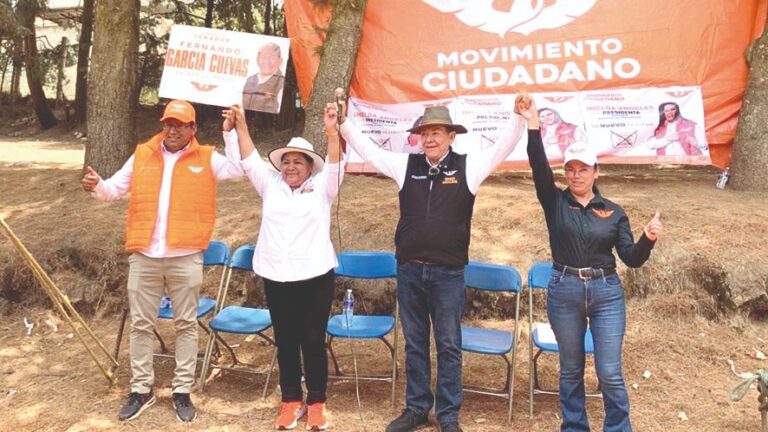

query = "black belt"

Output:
[[553, 263, 616, 280]]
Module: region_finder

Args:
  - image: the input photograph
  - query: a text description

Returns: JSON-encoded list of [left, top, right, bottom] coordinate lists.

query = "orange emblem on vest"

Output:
[[592, 208, 615, 219]]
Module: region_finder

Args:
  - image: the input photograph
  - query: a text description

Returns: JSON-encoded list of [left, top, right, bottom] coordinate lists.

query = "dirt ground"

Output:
[[1, 121, 768, 431]]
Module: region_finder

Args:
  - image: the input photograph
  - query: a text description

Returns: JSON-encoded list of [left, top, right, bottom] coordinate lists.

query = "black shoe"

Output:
[[172, 392, 197, 422], [385, 409, 429, 432], [439, 422, 463, 432], [118, 391, 156, 421]]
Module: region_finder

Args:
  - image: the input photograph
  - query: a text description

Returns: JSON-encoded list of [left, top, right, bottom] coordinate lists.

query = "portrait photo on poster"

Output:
[[241, 41, 288, 114]]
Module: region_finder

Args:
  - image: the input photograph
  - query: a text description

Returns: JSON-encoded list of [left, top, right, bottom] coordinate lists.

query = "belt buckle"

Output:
[[577, 268, 590, 280]]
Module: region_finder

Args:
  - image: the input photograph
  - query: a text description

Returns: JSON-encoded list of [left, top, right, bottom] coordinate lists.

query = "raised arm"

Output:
[[211, 107, 246, 180], [322, 102, 345, 200], [614, 210, 661, 268], [465, 110, 526, 194], [324, 102, 341, 164], [223, 104, 277, 196], [223, 104, 256, 160], [338, 101, 408, 189], [522, 96, 559, 210]]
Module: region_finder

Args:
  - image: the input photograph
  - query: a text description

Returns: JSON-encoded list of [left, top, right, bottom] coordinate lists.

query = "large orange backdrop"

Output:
[[285, 0, 768, 168]]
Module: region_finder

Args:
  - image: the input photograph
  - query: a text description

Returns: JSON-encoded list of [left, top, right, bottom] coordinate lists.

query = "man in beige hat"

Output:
[[81, 100, 244, 423], [339, 98, 528, 432]]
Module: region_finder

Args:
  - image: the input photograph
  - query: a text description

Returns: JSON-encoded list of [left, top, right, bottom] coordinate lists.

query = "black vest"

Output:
[[395, 149, 476, 267]]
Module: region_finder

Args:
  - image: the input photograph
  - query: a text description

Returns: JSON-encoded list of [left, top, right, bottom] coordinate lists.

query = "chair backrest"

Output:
[[229, 245, 255, 271], [527, 261, 553, 291], [203, 241, 230, 267], [465, 261, 522, 293], [336, 251, 397, 279]]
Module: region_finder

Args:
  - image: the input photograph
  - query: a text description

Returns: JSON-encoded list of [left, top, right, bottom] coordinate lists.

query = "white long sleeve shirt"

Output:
[[92, 131, 244, 258], [223, 132, 345, 282], [339, 116, 525, 194]]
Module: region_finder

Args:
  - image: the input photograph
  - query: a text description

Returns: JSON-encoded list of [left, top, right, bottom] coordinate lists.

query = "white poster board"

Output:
[[159, 25, 290, 114]]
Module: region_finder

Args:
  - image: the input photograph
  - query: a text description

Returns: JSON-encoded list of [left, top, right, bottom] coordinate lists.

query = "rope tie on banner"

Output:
[[0, 216, 119, 384]]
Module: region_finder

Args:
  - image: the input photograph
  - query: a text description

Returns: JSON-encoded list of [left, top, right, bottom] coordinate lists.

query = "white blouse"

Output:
[[224, 132, 344, 282]]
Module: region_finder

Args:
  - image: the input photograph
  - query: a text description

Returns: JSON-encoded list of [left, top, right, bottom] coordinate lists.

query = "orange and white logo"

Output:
[[543, 96, 575, 104], [191, 82, 219, 92], [592, 208, 615, 218], [188, 166, 204, 174], [665, 90, 693, 98], [422, 0, 597, 37]]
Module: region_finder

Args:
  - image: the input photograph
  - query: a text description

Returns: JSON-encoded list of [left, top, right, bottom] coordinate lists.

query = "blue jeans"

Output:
[[397, 262, 465, 424], [547, 271, 632, 432]]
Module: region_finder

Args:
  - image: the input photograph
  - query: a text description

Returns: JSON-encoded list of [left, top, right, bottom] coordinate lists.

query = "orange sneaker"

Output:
[[306, 402, 328, 431], [275, 401, 306, 430]]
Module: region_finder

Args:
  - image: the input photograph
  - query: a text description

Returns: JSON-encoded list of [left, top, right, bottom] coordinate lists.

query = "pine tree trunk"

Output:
[[205, 0, 214, 28], [74, 0, 94, 124], [301, 0, 367, 154], [264, 0, 273, 35], [10, 39, 22, 106], [241, 0, 254, 33], [18, 1, 58, 129], [276, 53, 297, 131], [84, 0, 139, 177], [55, 37, 68, 107], [731, 12, 768, 191]]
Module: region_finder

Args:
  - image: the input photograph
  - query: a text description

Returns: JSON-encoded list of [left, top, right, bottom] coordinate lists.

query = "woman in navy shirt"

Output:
[[520, 96, 663, 432]]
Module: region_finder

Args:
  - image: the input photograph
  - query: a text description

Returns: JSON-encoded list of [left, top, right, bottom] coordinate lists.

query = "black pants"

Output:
[[263, 269, 334, 404]]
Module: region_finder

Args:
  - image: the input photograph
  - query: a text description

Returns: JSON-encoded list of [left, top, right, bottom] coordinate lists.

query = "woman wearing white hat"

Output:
[[519, 95, 663, 432], [224, 103, 343, 431]]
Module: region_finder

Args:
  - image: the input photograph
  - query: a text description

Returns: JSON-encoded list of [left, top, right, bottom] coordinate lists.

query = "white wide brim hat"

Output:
[[268, 137, 325, 174], [563, 142, 598, 167]]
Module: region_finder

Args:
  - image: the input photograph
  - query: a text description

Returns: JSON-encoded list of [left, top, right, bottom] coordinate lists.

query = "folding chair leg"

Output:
[[197, 321, 223, 359], [110, 308, 129, 375], [262, 348, 277, 399], [390, 334, 397, 409], [529, 344, 534, 418], [199, 327, 219, 392], [508, 353, 516, 423]]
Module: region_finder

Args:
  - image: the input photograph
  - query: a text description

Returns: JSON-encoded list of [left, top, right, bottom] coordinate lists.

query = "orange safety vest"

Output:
[[124, 132, 217, 252]]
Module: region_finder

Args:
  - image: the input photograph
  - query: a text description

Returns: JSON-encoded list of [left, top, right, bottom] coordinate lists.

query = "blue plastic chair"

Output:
[[326, 251, 399, 407], [527, 261, 601, 417], [461, 261, 522, 423], [198, 245, 275, 398]]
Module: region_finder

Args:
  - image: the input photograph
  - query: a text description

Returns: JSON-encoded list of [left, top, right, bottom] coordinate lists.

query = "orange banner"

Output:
[[285, 0, 768, 168]]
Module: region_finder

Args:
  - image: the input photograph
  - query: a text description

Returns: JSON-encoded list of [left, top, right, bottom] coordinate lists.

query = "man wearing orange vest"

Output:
[[81, 100, 243, 422]]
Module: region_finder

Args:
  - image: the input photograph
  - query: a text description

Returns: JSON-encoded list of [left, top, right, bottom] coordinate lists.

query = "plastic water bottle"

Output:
[[716, 167, 730, 189], [160, 295, 172, 309], [342, 289, 355, 329]]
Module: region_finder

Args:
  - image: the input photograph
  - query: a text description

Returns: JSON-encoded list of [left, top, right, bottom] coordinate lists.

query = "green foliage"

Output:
[[36, 42, 78, 88], [137, 11, 171, 95]]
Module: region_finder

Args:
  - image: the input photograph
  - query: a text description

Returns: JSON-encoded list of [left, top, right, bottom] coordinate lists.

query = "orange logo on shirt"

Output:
[[592, 208, 615, 218]]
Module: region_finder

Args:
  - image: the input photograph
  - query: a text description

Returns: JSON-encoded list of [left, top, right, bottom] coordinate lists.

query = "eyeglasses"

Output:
[[163, 123, 193, 132]]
